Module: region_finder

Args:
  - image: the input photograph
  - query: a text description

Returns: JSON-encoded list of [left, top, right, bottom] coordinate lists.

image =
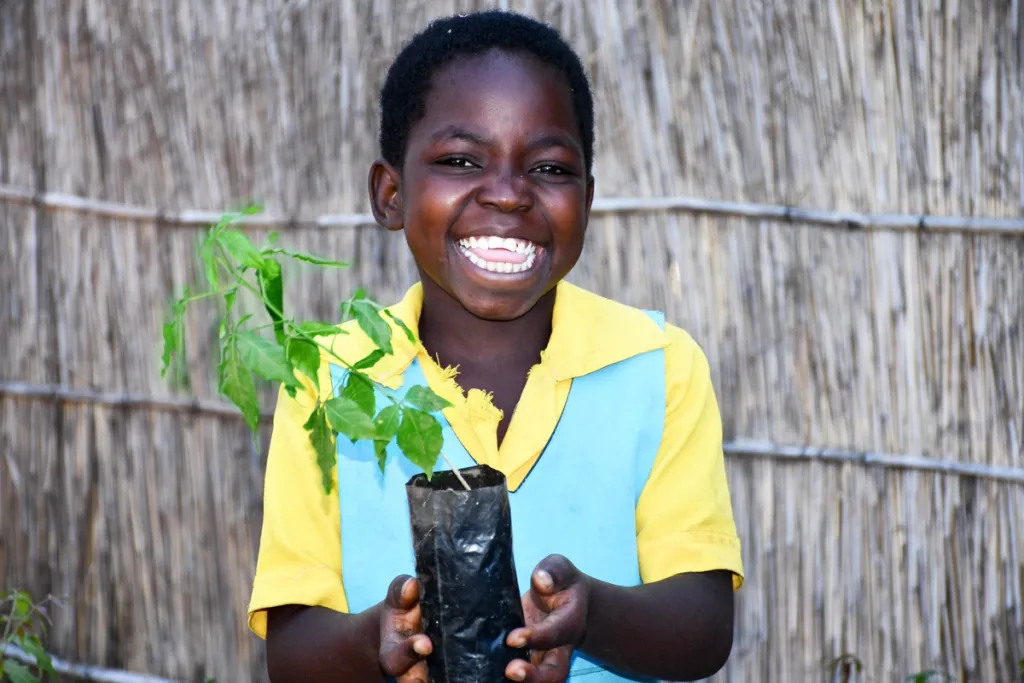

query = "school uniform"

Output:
[[248, 281, 744, 681]]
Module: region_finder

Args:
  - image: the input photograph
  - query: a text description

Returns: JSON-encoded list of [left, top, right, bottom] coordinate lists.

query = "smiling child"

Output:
[[247, 10, 744, 683]]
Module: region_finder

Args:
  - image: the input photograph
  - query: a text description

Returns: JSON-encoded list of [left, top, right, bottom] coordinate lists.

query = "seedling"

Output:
[[160, 206, 470, 492], [162, 207, 525, 682]]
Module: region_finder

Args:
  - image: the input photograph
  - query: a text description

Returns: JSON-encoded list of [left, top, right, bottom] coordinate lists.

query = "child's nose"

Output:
[[475, 166, 534, 213]]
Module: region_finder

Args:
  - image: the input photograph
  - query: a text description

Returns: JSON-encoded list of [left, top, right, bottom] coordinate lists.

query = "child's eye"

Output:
[[437, 156, 477, 169], [532, 164, 572, 176]]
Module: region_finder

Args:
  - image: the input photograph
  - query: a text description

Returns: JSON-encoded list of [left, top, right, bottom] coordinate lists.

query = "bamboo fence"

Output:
[[1, 0, 1023, 682]]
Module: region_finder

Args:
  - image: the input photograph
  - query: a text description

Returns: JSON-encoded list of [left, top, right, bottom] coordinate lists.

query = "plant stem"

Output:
[[439, 451, 472, 490], [178, 286, 235, 307]]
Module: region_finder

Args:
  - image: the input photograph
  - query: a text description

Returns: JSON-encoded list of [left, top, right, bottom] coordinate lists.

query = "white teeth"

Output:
[[457, 243, 538, 274], [456, 237, 537, 254]]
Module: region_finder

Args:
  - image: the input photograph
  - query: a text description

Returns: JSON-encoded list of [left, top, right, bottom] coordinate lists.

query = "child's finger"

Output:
[[395, 660, 430, 683], [506, 626, 530, 649], [504, 650, 569, 683], [385, 574, 420, 611], [380, 634, 432, 678], [512, 611, 576, 652], [532, 554, 577, 595]]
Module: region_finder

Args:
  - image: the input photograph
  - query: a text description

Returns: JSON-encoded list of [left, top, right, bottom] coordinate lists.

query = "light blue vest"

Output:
[[330, 312, 666, 681]]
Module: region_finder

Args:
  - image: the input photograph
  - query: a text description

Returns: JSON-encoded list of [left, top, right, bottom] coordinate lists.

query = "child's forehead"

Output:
[[424, 50, 574, 112], [436, 48, 566, 86], [413, 61, 580, 146]]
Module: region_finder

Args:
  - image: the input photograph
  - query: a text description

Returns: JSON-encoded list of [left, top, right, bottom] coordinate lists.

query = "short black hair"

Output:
[[378, 10, 595, 173]]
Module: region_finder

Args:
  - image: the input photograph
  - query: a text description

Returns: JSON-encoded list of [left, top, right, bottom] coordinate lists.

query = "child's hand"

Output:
[[378, 575, 433, 683], [504, 555, 590, 683]]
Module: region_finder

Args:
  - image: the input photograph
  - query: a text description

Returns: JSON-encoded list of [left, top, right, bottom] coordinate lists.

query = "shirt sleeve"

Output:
[[247, 368, 349, 640], [635, 323, 744, 590]]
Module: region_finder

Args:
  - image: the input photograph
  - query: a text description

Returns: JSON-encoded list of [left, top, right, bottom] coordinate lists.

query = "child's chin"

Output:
[[456, 290, 545, 322]]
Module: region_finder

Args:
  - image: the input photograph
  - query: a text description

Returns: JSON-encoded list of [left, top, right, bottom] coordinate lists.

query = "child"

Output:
[[247, 10, 744, 683]]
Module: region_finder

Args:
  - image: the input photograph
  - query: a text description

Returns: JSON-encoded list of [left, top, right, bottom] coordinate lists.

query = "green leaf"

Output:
[[218, 229, 265, 270], [303, 404, 336, 495], [220, 287, 238, 340], [342, 373, 375, 419], [338, 289, 368, 323], [374, 405, 401, 442], [199, 232, 220, 290], [351, 302, 393, 354], [160, 316, 182, 378], [352, 349, 386, 371], [297, 321, 347, 338], [2, 660, 36, 683], [160, 294, 189, 382], [403, 385, 452, 413], [262, 248, 349, 268], [14, 593, 31, 618], [324, 396, 377, 443], [224, 288, 238, 315], [218, 338, 260, 433], [373, 440, 388, 472], [235, 332, 298, 388], [18, 634, 54, 679], [396, 408, 443, 478], [257, 257, 285, 345], [286, 337, 321, 391], [383, 309, 417, 344]]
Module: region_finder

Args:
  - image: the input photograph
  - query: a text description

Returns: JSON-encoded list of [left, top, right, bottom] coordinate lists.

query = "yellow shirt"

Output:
[[247, 281, 744, 638]]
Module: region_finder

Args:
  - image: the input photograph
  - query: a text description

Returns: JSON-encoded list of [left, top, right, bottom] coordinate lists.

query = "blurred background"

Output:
[[1, 1, 1023, 682]]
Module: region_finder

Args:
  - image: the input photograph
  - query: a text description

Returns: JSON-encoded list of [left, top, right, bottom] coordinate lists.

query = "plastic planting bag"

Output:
[[406, 464, 529, 683]]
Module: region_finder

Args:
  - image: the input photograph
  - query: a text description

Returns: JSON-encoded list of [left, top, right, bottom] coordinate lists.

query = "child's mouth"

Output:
[[455, 236, 540, 275]]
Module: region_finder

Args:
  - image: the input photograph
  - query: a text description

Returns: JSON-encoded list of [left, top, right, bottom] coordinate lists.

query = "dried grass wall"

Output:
[[2, 1, 1023, 682]]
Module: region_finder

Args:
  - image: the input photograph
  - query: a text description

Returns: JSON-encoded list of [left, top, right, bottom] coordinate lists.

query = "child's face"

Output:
[[373, 50, 594, 322]]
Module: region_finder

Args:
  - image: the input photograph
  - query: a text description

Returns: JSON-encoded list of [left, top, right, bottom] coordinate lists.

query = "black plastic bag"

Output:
[[406, 464, 529, 683]]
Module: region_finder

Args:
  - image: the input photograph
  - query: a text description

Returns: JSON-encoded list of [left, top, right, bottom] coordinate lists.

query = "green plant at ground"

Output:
[[0, 590, 57, 683], [161, 206, 463, 493]]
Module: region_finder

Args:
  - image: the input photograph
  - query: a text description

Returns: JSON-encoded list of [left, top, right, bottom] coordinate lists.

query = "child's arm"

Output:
[[266, 577, 433, 683], [508, 326, 743, 682], [506, 556, 734, 682], [266, 604, 383, 682], [250, 379, 433, 682]]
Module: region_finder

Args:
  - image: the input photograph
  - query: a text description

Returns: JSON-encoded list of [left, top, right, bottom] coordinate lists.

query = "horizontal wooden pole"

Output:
[[2, 183, 1024, 235], [2, 380, 1022, 484], [723, 439, 1024, 483], [3, 643, 180, 683]]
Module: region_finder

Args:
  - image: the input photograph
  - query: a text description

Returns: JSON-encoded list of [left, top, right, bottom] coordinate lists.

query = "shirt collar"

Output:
[[334, 281, 669, 386]]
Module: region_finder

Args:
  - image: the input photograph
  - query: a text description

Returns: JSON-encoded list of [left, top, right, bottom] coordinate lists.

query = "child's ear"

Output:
[[368, 159, 404, 231]]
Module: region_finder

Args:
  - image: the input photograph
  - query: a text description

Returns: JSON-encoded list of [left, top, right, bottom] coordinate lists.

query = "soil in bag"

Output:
[[406, 464, 529, 683]]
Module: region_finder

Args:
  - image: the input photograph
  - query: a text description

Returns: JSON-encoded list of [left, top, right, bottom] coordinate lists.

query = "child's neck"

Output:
[[417, 279, 554, 447], [417, 281, 555, 370]]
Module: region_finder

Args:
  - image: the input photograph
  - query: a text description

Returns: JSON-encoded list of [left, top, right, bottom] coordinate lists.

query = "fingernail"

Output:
[[535, 569, 553, 591], [508, 670, 525, 682], [413, 639, 430, 655]]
